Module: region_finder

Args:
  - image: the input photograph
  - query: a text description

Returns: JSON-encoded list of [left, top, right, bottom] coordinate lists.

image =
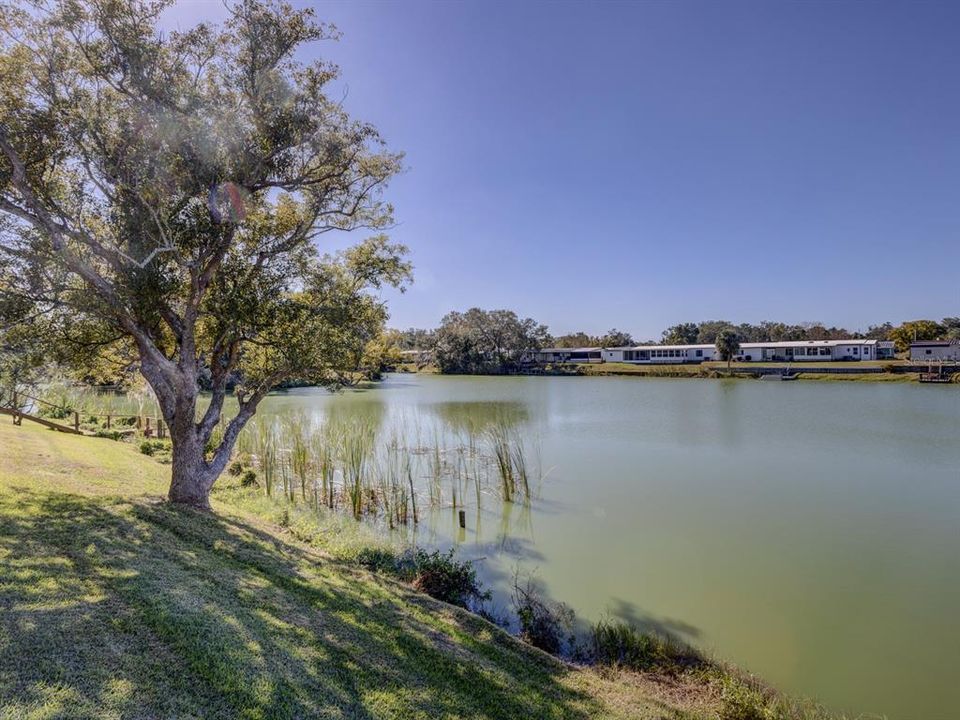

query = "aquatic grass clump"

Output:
[[232, 404, 539, 532], [487, 421, 531, 503], [285, 413, 311, 501], [590, 620, 704, 674]]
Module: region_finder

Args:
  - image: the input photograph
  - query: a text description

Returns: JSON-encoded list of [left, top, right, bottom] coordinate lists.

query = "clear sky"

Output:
[[166, 0, 959, 339]]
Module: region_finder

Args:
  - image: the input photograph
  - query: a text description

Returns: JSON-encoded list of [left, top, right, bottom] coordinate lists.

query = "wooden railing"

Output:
[[2, 390, 170, 438]]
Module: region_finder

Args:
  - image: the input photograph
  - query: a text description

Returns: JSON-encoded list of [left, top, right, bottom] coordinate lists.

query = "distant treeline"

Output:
[[390, 312, 960, 374]]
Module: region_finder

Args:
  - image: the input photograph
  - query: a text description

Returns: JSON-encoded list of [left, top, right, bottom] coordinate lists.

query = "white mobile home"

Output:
[[597, 339, 891, 364], [909, 340, 960, 362], [603, 345, 717, 363]]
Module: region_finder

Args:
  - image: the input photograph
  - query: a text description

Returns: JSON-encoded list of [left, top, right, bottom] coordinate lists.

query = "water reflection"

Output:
[[427, 400, 529, 434]]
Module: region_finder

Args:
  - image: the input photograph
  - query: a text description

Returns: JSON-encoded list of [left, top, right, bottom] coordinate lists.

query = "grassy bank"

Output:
[[390, 360, 930, 383], [0, 421, 851, 719], [576, 362, 923, 383]]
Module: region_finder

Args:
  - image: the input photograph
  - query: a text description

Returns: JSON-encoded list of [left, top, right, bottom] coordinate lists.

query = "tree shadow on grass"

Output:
[[0, 489, 644, 720]]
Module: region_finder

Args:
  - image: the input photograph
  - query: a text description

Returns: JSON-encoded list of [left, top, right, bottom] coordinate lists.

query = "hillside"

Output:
[[0, 420, 705, 720]]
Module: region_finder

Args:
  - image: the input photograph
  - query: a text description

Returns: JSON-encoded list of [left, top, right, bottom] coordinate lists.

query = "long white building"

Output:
[[534, 339, 895, 364]]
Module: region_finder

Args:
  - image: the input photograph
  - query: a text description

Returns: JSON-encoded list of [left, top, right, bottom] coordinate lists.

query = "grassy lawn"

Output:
[[0, 420, 704, 720], [578, 363, 710, 377]]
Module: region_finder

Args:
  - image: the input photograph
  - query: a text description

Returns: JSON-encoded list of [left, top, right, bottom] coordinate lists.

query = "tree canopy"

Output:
[[0, 0, 410, 507], [433, 308, 549, 374], [888, 320, 946, 352]]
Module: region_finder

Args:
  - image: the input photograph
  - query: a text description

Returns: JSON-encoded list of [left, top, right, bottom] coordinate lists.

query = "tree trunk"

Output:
[[168, 428, 214, 510]]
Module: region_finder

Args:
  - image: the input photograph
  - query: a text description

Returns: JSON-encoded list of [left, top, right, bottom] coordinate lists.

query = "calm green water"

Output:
[[258, 374, 960, 719]]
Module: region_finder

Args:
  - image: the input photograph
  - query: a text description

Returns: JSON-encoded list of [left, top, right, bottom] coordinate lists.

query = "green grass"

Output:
[[794, 372, 916, 383], [578, 363, 715, 378], [0, 420, 704, 720], [576, 361, 920, 383]]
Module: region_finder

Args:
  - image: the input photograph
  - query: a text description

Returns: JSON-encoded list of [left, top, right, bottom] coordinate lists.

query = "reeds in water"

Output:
[[236, 408, 535, 529]]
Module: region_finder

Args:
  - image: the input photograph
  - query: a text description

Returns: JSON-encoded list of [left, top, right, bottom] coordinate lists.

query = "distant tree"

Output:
[[736, 323, 774, 342], [434, 309, 549, 374], [696, 320, 735, 344], [551, 331, 597, 348], [0, 0, 410, 509], [888, 320, 945, 353], [662, 323, 699, 345], [864, 322, 894, 340], [803, 324, 830, 341], [395, 328, 436, 350], [598, 328, 634, 347], [714, 329, 740, 370], [756, 321, 784, 342], [941, 317, 960, 341]]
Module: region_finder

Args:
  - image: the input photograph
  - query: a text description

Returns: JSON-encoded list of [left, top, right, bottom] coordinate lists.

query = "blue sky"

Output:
[[167, 0, 959, 338]]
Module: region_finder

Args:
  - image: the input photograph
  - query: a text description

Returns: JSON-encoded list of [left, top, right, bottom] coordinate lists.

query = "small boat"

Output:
[[760, 370, 798, 381]]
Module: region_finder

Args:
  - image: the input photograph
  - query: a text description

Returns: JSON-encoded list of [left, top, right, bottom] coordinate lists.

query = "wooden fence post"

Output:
[[106, 414, 111, 429], [73, 411, 80, 432]]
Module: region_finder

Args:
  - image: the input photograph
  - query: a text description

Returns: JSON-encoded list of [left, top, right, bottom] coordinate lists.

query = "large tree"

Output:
[[0, 0, 411, 509], [434, 308, 549, 374]]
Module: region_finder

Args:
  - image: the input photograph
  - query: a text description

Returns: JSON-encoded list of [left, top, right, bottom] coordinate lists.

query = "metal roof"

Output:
[[538, 347, 602, 353], [910, 340, 959, 347]]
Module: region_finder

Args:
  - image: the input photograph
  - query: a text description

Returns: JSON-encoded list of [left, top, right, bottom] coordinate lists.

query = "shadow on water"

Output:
[[605, 597, 702, 641], [0, 489, 625, 720]]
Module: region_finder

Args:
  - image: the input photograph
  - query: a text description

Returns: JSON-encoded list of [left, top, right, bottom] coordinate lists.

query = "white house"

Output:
[[541, 339, 894, 365], [602, 344, 717, 363], [909, 340, 960, 362]]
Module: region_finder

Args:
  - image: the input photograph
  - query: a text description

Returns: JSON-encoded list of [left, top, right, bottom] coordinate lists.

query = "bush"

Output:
[[591, 620, 704, 674], [512, 573, 575, 656], [355, 547, 402, 574], [139, 439, 169, 457], [228, 458, 246, 476], [410, 548, 489, 609], [93, 429, 123, 441], [240, 469, 257, 487]]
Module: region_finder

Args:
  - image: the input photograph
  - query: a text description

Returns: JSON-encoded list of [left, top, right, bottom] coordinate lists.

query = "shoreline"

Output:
[[396, 362, 958, 384]]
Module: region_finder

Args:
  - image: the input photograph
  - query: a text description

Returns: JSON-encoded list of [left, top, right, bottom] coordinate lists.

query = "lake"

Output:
[[256, 374, 960, 719]]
